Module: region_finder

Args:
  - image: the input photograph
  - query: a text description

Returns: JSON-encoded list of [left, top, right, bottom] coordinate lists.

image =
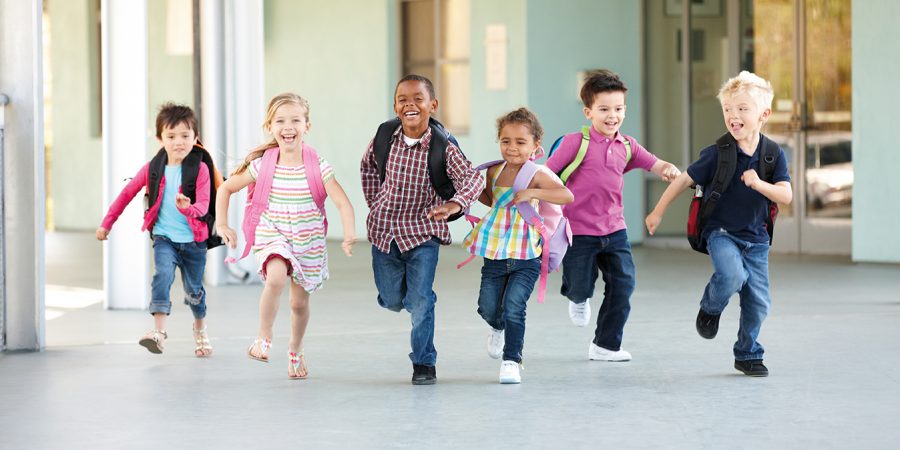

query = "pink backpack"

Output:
[[231, 145, 327, 261], [459, 159, 572, 303]]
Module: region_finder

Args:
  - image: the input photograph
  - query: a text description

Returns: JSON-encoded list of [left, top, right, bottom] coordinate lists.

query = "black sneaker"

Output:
[[411, 364, 436, 385], [734, 359, 769, 377], [695, 309, 721, 339]]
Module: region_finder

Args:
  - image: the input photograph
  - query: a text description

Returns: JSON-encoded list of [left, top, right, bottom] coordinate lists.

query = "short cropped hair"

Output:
[[155, 103, 198, 139], [717, 71, 774, 111], [496, 107, 544, 144], [579, 69, 628, 108], [395, 74, 437, 100]]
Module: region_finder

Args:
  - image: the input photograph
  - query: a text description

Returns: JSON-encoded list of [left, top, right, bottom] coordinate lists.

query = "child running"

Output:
[[97, 103, 221, 357], [216, 93, 356, 379], [462, 107, 573, 384]]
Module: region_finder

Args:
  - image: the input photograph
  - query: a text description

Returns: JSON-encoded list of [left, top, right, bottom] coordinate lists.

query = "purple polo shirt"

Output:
[[545, 128, 657, 236]]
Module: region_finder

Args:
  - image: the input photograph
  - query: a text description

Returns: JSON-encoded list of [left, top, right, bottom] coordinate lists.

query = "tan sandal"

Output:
[[248, 338, 272, 362], [288, 351, 308, 379], [138, 329, 167, 354], [192, 327, 213, 357]]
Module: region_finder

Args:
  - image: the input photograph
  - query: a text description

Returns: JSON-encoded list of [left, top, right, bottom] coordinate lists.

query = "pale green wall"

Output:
[[851, 1, 900, 263], [264, 0, 391, 240], [48, 0, 102, 230], [526, 0, 646, 242], [49, 0, 192, 231]]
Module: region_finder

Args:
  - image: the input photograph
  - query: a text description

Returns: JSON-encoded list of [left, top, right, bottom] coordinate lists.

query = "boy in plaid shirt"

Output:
[[361, 75, 484, 385]]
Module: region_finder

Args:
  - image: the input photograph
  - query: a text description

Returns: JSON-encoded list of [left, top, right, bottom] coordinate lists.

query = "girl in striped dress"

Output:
[[216, 93, 356, 379], [462, 108, 573, 384]]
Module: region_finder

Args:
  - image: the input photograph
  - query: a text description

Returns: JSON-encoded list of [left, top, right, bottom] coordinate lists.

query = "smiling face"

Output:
[[394, 80, 437, 138], [158, 121, 197, 165], [584, 91, 626, 138], [720, 90, 771, 143], [266, 102, 310, 151], [499, 122, 540, 166]]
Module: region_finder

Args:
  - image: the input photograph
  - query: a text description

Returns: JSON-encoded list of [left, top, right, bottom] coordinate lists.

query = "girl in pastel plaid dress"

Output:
[[216, 93, 356, 379], [462, 108, 573, 384]]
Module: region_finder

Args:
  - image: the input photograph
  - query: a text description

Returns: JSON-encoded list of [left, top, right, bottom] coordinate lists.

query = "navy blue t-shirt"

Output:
[[686, 134, 791, 244]]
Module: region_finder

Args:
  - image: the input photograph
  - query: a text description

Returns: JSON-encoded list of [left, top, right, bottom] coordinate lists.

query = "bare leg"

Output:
[[288, 282, 310, 378], [250, 257, 289, 359], [153, 312, 167, 331]]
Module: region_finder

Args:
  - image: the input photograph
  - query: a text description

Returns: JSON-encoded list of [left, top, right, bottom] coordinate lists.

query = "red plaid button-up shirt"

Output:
[[361, 125, 484, 253]]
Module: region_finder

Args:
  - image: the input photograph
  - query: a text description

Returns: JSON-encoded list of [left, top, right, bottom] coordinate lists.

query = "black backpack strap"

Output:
[[758, 134, 778, 183], [699, 133, 738, 224], [427, 122, 454, 201], [181, 149, 201, 202], [146, 149, 168, 212], [373, 117, 401, 185]]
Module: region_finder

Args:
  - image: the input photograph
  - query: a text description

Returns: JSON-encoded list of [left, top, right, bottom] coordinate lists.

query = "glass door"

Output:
[[748, 0, 852, 254]]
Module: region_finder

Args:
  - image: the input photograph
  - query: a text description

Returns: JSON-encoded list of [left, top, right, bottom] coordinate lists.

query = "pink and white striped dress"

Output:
[[248, 156, 334, 292]]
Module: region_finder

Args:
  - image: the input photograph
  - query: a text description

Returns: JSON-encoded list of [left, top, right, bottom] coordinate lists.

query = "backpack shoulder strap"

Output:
[[373, 117, 401, 185], [146, 149, 168, 211], [700, 133, 738, 222], [758, 134, 778, 183], [239, 147, 279, 259], [180, 148, 203, 202], [427, 121, 454, 201], [511, 161, 541, 223], [559, 126, 591, 184], [622, 135, 633, 164], [302, 143, 327, 215]]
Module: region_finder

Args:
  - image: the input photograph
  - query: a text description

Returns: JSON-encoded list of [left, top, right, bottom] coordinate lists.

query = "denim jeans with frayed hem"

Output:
[[150, 236, 208, 319], [701, 229, 771, 361], [560, 230, 636, 352], [477, 257, 540, 364], [371, 238, 440, 366]]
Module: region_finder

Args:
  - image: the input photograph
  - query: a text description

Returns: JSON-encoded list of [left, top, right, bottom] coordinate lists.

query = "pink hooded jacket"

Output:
[[100, 162, 211, 242]]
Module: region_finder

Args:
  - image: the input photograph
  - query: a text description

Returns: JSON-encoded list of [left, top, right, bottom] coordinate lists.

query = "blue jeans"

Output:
[[560, 230, 636, 351], [151, 236, 208, 319], [371, 238, 440, 366], [701, 229, 771, 361], [477, 257, 541, 363]]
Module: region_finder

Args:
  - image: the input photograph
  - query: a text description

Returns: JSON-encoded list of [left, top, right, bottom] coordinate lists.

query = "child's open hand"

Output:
[[175, 193, 191, 209], [660, 163, 682, 182], [341, 234, 356, 257], [741, 169, 760, 189], [95, 227, 110, 241], [217, 225, 237, 249], [426, 201, 462, 221]]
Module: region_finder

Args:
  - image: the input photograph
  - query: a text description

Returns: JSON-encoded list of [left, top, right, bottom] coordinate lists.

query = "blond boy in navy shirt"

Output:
[[645, 71, 793, 376]]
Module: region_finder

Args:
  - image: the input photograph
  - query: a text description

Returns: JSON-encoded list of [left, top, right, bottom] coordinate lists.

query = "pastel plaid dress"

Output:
[[249, 156, 334, 292], [463, 163, 541, 261]]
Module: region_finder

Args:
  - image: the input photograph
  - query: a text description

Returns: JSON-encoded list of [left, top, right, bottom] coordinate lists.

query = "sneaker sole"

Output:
[[588, 357, 631, 362], [138, 338, 162, 354], [411, 379, 437, 385], [734, 366, 769, 377], [499, 377, 521, 384]]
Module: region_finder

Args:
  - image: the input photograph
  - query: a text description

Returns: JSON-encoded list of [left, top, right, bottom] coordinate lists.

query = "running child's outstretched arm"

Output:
[[96, 164, 151, 240], [324, 177, 357, 257], [645, 171, 694, 235], [215, 170, 254, 249]]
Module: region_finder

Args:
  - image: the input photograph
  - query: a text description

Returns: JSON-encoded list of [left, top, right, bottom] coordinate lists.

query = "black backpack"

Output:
[[686, 133, 779, 254], [372, 116, 464, 221], [146, 145, 224, 249]]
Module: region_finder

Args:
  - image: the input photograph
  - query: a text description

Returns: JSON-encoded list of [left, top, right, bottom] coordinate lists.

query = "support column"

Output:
[[101, 0, 150, 309], [209, 0, 265, 283], [0, 0, 46, 351]]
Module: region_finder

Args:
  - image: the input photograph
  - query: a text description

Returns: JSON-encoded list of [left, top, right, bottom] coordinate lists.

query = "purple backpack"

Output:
[[459, 159, 572, 303]]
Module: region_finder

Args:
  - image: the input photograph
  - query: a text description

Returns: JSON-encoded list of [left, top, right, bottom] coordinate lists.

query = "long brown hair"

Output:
[[232, 93, 311, 175]]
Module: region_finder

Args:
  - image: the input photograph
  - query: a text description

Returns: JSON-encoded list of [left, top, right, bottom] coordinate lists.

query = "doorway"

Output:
[[643, 0, 852, 255]]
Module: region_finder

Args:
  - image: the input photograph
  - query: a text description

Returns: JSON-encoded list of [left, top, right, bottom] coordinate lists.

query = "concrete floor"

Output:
[[2, 232, 900, 449]]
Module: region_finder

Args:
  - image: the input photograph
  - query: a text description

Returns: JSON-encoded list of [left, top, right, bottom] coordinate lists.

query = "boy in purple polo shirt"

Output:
[[645, 71, 792, 376], [546, 69, 680, 362]]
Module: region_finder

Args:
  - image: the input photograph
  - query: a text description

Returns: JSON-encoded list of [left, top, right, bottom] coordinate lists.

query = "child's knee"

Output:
[[183, 289, 205, 306]]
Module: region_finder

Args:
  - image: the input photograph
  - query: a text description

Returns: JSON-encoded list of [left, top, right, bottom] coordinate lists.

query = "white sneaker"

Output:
[[499, 360, 522, 384], [487, 328, 504, 359], [569, 299, 591, 327], [588, 342, 632, 361]]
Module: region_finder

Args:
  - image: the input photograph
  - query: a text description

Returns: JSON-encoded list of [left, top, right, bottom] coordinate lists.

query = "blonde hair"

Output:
[[717, 71, 774, 111], [232, 93, 311, 175]]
